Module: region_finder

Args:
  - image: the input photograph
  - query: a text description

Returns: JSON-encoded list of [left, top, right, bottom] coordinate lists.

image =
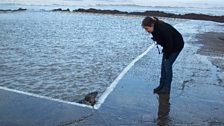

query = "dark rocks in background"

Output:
[[0, 9, 11, 12], [0, 8, 27, 12], [73, 8, 128, 15], [71, 8, 224, 23], [1, 7, 223, 23], [180, 13, 224, 23], [52, 8, 70, 12], [129, 11, 176, 18], [15, 8, 27, 11]]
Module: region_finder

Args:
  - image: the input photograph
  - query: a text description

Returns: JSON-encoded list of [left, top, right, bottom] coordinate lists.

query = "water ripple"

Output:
[[0, 11, 151, 102]]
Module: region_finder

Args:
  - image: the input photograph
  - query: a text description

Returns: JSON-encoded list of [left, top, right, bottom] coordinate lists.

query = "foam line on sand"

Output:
[[0, 43, 155, 110], [0, 86, 93, 109], [94, 43, 155, 109]]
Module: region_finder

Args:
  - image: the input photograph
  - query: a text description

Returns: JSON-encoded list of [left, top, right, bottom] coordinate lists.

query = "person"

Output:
[[142, 16, 184, 94]]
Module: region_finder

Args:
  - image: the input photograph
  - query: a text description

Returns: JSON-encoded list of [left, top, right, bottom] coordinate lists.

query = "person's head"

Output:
[[142, 16, 158, 33]]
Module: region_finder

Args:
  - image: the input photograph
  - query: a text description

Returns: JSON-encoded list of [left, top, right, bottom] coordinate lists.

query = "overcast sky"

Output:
[[132, 0, 224, 7], [1, 0, 224, 7]]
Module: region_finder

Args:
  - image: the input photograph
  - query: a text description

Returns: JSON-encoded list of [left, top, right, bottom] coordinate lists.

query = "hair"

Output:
[[141, 16, 159, 27]]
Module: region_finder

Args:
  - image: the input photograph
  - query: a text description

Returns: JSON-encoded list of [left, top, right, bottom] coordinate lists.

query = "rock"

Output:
[[52, 8, 70, 12], [180, 13, 224, 23], [0, 9, 11, 12], [72, 8, 224, 23], [73, 8, 128, 15], [16, 8, 27, 11], [78, 91, 98, 106], [0, 8, 27, 12], [129, 11, 175, 17], [52, 8, 62, 11]]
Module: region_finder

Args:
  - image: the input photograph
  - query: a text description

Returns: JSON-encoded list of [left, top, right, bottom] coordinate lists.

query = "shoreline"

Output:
[[1, 8, 224, 23], [0, 8, 26, 12], [196, 31, 224, 88], [0, 7, 224, 125], [196, 32, 224, 71]]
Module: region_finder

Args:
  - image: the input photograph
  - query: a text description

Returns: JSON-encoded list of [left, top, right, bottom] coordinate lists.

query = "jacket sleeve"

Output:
[[161, 27, 173, 59]]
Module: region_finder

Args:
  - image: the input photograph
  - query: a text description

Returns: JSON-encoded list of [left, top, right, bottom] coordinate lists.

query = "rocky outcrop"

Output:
[[52, 8, 70, 12], [71, 8, 224, 23], [0, 8, 27, 12], [73, 8, 128, 15], [129, 11, 176, 17], [179, 13, 224, 23]]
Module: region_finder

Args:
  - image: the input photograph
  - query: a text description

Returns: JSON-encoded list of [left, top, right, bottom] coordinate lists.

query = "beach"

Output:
[[1, 27, 224, 125], [196, 32, 224, 89], [197, 32, 224, 70], [0, 4, 224, 126]]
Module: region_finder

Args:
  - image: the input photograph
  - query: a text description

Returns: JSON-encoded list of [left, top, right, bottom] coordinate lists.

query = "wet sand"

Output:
[[196, 31, 224, 88], [197, 32, 224, 71]]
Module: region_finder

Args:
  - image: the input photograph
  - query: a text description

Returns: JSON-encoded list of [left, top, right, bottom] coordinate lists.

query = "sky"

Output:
[[139, 0, 224, 7], [1, 0, 224, 8]]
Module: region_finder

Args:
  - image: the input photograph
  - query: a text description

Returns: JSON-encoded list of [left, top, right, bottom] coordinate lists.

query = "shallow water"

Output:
[[1, 10, 223, 103], [0, 11, 155, 102]]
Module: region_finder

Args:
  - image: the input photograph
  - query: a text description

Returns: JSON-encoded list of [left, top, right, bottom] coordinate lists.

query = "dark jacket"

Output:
[[151, 21, 184, 59]]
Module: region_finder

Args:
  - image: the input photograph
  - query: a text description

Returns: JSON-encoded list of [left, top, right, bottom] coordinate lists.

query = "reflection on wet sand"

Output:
[[157, 94, 171, 126]]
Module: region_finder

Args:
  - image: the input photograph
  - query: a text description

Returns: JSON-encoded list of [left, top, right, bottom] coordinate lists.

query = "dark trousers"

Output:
[[160, 51, 181, 92]]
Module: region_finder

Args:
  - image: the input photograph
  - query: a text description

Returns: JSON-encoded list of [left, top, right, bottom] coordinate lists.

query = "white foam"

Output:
[[0, 43, 155, 110], [0, 86, 93, 109], [94, 43, 155, 109]]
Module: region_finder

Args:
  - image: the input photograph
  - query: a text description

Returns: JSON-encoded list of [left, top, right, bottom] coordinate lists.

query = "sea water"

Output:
[[0, 10, 154, 102]]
